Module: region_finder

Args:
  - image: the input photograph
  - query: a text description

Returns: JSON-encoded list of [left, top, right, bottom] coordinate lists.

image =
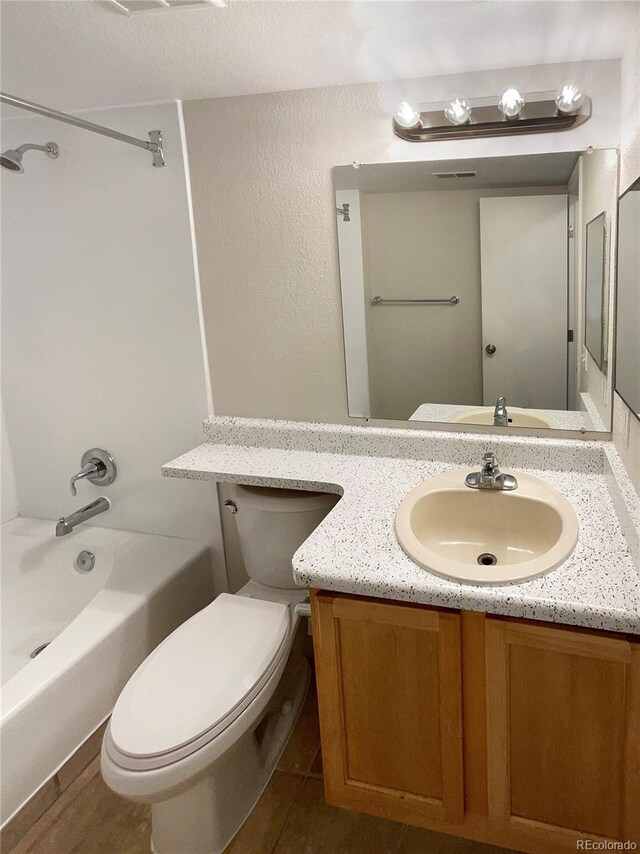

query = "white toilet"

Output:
[[101, 485, 337, 854]]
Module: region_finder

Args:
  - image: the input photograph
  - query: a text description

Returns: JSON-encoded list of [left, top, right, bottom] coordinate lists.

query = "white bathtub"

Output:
[[0, 517, 215, 825]]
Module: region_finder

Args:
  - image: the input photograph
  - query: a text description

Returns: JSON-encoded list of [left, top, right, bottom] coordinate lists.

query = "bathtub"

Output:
[[1, 516, 215, 825]]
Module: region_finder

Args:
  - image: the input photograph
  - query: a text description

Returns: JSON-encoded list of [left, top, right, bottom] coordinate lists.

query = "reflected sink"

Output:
[[452, 407, 555, 428], [395, 469, 579, 584]]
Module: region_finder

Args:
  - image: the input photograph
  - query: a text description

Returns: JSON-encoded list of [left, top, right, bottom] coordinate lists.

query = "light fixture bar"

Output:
[[394, 96, 591, 143], [0, 91, 165, 167]]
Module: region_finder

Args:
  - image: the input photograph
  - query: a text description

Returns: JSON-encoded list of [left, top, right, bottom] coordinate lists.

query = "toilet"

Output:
[[101, 485, 337, 854]]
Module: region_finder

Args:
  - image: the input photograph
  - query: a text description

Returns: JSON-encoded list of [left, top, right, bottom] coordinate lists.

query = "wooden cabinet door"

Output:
[[486, 618, 640, 849], [311, 590, 464, 828]]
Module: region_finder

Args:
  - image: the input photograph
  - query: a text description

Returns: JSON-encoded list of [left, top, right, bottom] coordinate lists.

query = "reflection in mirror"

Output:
[[335, 150, 618, 432], [615, 177, 640, 420], [585, 212, 606, 371]]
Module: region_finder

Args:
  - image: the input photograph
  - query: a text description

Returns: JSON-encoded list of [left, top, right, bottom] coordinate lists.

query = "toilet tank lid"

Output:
[[235, 484, 339, 513], [108, 594, 290, 759]]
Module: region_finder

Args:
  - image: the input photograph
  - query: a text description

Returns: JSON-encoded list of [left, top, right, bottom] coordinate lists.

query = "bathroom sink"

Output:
[[452, 407, 555, 428], [395, 469, 578, 584]]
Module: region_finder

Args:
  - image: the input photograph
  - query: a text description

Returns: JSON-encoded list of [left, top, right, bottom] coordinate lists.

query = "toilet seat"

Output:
[[107, 594, 290, 772]]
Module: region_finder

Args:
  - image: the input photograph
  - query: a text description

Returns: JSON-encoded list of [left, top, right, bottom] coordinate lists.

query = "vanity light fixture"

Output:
[[444, 98, 472, 126], [555, 82, 586, 115], [392, 85, 590, 142], [393, 101, 422, 130], [498, 88, 525, 119]]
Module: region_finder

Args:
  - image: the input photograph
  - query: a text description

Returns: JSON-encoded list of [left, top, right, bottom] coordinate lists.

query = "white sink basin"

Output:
[[395, 469, 578, 585], [452, 407, 555, 428]]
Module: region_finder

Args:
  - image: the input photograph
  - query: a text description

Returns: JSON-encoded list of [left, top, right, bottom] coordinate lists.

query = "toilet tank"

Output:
[[233, 485, 339, 589]]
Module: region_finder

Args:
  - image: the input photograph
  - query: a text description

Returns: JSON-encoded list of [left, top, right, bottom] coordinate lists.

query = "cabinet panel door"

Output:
[[311, 591, 464, 827], [486, 618, 640, 846]]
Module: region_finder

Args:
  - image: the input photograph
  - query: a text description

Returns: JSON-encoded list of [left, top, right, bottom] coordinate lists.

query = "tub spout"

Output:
[[56, 497, 110, 537]]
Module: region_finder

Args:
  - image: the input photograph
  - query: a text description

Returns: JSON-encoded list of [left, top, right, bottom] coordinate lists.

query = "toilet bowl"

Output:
[[101, 486, 337, 854]]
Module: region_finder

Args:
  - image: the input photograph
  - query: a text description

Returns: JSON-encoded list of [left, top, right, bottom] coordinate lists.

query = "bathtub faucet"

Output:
[[56, 497, 110, 537]]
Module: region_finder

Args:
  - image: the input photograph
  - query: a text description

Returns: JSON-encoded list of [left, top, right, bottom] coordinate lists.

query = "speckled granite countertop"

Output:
[[163, 417, 640, 635]]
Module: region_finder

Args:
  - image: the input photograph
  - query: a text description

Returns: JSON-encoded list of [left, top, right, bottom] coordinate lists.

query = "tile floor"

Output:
[[9, 677, 520, 854]]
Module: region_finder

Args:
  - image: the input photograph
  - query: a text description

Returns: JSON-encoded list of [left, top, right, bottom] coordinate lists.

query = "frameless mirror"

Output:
[[615, 177, 640, 421], [584, 212, 606, 371], [334, 149, 618, 432]]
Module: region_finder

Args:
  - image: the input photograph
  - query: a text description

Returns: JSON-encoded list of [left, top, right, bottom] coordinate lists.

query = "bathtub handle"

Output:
[[70, 461, 103, 497], [70, 448, 118, 496]]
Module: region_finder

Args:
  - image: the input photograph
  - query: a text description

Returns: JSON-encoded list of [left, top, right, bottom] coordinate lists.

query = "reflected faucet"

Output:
[[56, 497, 110, 537], [494, 396, 509, 427]]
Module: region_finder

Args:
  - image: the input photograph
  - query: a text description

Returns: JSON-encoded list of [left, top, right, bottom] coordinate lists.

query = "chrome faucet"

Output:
[[465, 452, 518, 491], [56, 497, 110, 537], [494, 396, 509, 427]]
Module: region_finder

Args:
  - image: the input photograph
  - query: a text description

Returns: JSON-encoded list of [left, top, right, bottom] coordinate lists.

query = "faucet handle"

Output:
[[482, 451, 497, 469], [70, 462, 102, 496], [69, 448, 117, 496]]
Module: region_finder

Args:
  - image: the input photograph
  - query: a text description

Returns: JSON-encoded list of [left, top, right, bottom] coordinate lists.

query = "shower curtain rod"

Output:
[[0, 92, 165, 167]]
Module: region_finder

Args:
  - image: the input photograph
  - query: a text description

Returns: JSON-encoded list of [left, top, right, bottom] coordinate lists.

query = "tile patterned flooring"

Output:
[[10, 679, 519, 854]]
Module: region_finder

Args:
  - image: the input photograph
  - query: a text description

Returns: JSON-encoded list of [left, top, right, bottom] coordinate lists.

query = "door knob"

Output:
[[485, 344, 497, 355]]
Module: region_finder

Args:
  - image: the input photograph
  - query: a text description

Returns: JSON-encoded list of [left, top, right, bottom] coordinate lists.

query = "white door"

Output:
[[480, 195, 568, 410]]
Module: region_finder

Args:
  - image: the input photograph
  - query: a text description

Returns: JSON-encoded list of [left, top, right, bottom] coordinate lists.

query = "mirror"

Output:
[[615, 177, 640, 420], [584, 212, 606, 371], [335, 149, 618, 432]]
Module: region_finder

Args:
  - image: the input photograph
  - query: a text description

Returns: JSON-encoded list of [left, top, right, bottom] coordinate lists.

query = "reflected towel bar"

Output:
[[371, 296, 460, 306]]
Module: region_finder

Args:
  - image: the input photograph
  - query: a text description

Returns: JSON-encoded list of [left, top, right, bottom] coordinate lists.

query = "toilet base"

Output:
[[149, 655, 310, 854]]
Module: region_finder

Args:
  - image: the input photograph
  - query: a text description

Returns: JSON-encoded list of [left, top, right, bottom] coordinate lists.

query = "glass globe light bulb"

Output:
[[444, 98, 472, 126], [498, 88, 525, 119], [555, 82, 585, 115], [393, 101, 421, 130]]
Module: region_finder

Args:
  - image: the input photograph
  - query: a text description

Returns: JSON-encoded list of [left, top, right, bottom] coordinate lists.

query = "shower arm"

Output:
[[0, 92, 165, 168], [14, 142, 57, 155]]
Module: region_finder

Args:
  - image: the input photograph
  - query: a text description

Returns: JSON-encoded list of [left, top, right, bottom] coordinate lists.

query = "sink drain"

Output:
[[477, 553, 498, 567], [30, 642, 51, 659]]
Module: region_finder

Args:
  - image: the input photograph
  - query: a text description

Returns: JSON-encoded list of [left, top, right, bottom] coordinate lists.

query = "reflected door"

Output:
[[480, 195, 568, 410]]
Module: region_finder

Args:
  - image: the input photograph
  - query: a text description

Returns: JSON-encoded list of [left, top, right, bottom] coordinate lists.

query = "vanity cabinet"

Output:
[[311, 592, 464, 826], [485, 618, 640, 846], [311, 590, 640, 854]]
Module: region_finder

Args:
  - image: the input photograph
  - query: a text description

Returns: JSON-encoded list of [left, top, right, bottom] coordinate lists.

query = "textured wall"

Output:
[[184, 59, 620, 423]]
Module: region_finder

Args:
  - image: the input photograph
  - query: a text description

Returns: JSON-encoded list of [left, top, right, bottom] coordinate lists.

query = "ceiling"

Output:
[[333, 152, 581, 192], [1, 0, 638, 113]]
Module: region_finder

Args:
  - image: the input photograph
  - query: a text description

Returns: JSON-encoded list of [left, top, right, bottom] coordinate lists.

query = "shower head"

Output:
[[0, 141, 59, 173]]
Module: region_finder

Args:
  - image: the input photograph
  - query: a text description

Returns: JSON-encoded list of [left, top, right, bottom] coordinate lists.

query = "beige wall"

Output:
[[183, 59, 619, 424]]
